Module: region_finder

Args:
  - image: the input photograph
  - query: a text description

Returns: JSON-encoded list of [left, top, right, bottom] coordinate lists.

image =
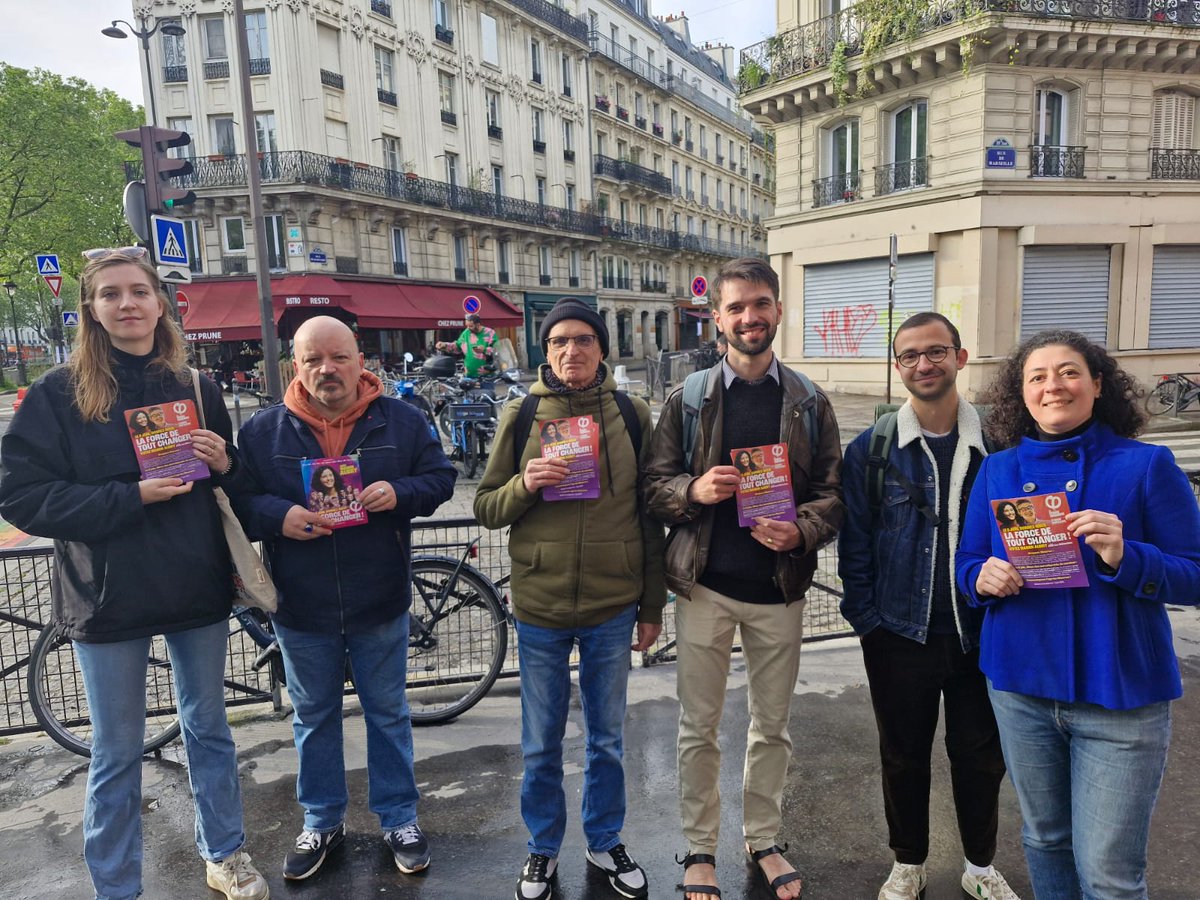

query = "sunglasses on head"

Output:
[[82, 246, 149, 261]]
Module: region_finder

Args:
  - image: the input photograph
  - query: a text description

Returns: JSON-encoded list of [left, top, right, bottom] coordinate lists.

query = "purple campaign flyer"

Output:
[[125, 400, 210, 483], [732, 443, 797, 527], [540, 415, 601, 501]]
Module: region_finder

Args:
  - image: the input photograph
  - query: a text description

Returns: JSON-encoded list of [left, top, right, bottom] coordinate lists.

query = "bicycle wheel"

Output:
[[462, 424, 481, 478], [26, 624, 182, 758], [1145, 378, 1182, 415], [407, 558, 508, 724]]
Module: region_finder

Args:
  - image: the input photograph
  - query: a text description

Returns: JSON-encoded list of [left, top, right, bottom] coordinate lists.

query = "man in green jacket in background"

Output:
[[474, 298, 665, 900]]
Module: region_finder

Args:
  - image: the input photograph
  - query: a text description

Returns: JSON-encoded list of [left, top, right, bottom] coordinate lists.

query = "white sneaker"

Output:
[[962, 866, 1021, 899], [206, 849, 270, 900], [586, 844, 647, 898], [879, 861, 926, 900]]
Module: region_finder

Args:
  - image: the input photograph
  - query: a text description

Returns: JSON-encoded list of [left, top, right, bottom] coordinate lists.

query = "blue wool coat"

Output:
[[956, 423, 1200, 710]]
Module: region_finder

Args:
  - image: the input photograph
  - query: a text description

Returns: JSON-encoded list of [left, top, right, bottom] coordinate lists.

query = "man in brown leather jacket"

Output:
[[644, 257, 843, 900]]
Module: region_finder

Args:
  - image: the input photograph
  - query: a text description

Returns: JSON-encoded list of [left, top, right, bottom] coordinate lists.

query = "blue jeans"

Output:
[[75, 619, 245, 900], [987, 684, 1171, 900], [274, 613, 419, 832], [516, 604, 637, 858]]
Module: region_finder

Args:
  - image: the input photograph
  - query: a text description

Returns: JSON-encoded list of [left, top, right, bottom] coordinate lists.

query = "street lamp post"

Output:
[[3, 282, 27, 386], [101, 16, 186, 126]]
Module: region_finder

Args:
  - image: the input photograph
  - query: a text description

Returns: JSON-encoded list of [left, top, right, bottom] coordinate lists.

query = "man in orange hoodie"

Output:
[[233, 316, 456, 883]]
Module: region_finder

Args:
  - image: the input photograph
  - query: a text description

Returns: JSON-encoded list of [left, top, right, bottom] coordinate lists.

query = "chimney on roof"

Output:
[[700, 42, 735, 76], [662, 10, 690, 43]]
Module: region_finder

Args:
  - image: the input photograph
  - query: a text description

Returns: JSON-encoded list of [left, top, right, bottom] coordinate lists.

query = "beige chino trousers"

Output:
[[675, 582, 805, 854]]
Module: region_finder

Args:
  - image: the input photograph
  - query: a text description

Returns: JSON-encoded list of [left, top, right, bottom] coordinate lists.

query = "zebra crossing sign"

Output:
[[151, 215, 189, 267]]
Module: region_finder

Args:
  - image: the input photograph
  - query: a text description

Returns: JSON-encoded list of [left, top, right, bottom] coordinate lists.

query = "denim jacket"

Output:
[[838, 397, 986, 651]]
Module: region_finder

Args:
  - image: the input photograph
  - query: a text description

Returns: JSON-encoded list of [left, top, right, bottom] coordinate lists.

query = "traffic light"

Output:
[[114, 125, 197, 215]]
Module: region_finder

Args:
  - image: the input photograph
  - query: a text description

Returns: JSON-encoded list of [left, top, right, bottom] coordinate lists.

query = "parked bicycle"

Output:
[[26, 541, 511, 757], [1144, 372, 1200, 416]]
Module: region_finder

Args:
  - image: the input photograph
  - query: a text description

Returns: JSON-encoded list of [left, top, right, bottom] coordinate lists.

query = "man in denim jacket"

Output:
[[838, 313, 1018, 900]]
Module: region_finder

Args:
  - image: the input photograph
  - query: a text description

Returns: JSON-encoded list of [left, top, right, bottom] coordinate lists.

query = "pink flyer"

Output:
[[992, 492, 1089, 589], [732, 443, 797, 528], [125, 400, 210, 483], [540, 415, 600, 501]]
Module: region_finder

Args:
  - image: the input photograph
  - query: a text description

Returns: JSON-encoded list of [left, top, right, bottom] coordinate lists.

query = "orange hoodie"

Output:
[[283, 370, 384, 457]]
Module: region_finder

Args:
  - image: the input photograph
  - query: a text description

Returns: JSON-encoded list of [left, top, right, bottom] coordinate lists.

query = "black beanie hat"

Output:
[[538, 297, 609, 357]]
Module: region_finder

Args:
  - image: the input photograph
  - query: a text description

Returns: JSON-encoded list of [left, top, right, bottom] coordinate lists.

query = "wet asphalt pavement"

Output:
[[3, 614, 1200, 900]]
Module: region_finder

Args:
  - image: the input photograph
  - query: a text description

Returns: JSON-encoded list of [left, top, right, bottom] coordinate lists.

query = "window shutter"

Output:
[[1153, 91, 1196, 148]]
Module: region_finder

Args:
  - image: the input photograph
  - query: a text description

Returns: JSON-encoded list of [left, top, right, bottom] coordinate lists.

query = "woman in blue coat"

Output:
[[956, 329, 1200, 899]]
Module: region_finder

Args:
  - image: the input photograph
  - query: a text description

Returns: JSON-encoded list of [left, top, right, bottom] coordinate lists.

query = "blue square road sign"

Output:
[[151, 215, 189, 267]]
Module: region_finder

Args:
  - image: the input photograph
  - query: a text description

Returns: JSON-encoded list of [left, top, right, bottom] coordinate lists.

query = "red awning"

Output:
[[180, 277, 522, 341]]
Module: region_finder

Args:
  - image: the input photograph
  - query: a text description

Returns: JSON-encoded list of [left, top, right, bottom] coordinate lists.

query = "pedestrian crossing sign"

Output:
[[62, 311, 80, 328], [151, 215, 189, 267]]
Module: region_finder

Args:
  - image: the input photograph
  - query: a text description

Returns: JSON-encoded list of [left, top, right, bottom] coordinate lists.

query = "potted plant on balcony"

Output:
[[595, 94, 611, 111]]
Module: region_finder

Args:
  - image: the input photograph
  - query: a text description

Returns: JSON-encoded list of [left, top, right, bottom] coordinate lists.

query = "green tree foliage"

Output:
[[0, 63, 142, 332]]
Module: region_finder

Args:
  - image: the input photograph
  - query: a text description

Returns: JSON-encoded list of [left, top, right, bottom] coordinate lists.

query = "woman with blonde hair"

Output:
[[0, 247, 270, 900]]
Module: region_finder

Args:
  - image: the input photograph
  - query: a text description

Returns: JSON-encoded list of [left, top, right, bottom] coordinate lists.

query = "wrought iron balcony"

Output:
[[753, 173, 761, 185], [371, 0, 392, 16], [812, 171, 862, 208], [1150, 147, 1200, 179], [204, 61, 230, 80], [686, 140, 695, 152], [653, 123, 664, 137], [564, 149, 576, 162], [563, 85, 572, 97], [595, 95, 612, 112], [223, 255, 248, 274], [593, 155, 673, 196], [700, 147, 709, 160], [441, 110, 457, 126], [1030, 145, 1086, 178], [569, 276, 580, 287], [435, 25, 454, 45], [393, 261, 408, 276], [249, 58, 271, 76], [641, 279, 669, 293], [875, 157, 929, 195], [488, 124, 503, 140], [321, 69, 344, 89], [672, 132, 682, 145], [506, 0, 589, 43], [454, 267, 467, 281], [499, 270, 510, 284], [336, 256, 359, 274], [539, 274, 552, 285], [617, 106, 630, 121], [533, 139, 546, 154], [532, 70, 543, 84], [701, 194, 710, 207], [379, 89, 397, 107], [716, 154, 725, 165], [164, 65, 188, 83]]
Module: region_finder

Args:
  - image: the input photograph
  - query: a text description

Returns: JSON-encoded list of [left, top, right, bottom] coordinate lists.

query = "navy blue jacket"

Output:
[[233, 396, 456, 634], [957, 423, 1200, 710], [839, 398, 987, 651]]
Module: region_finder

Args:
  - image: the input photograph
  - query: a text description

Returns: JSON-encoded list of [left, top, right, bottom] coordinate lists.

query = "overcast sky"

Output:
[[3, 0, 777, 105]]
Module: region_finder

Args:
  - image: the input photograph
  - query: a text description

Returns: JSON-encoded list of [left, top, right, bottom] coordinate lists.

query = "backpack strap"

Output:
[[792, 370, 821, 462], [512, 392, 541, 475], [681, 367, 713, 471], [511, 390, 642, 475], [866, 410, 938, 525]]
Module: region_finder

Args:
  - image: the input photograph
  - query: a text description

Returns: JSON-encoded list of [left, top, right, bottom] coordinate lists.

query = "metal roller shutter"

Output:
[[802, 253, 934, 358], [1148, 246, 1200, 350], [1020, 246, 1110, 344]]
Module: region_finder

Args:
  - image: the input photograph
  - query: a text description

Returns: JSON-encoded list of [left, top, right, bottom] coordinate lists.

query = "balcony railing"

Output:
[[564, 149, 576, 162], [595, 95, 612, 112], [569, 275, 580, 287], [435, 25, 454, 45], [336, 256, 359, 274], [594, 155, 673, 196], [249, 58, 271, 76], [653, 123, 664, 137], [716, 154, 725, 165], [1150, 147, 1200, 179], [700, 147, 709, 160], [617, 106, 630, 121], [379, 89, 397, 107], [454, 267, 467, 282], [533, 139, 546, 154], [124, 149, 753, 259], [320, 69, 344, 89], [506, 0, 589, 43], [488, 124, 503, 140], [223, 255, 248, 274], [641, 279, 669, 293], [875, 157, 930, 195], [812, 171, 862, 207], [499, 270, 510, 284], [441, 110, 457, 126], [635, 115, 647, 129], [563, 85, 572, 97], [164, 65, 188, 83], [371, 0, 392, 16], [205, 60, 230, 80], [740, 0, 1200, 95], [393, 261, 408, 276], [539, 274, 552, 285], [1030, 145, 1086, 178], [686, 140, 695, 152], [701, 194, 710, 206]]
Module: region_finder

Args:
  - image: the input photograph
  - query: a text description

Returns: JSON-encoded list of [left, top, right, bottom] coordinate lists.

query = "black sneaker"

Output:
[[385, 823, 431, 873], [586, 844, 648, 899], [283, 823, 345, 880], [516, 853, 558, 900]]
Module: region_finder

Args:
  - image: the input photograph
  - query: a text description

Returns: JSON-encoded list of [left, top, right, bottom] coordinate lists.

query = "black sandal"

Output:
[[675, 852, 721, 897], [747, 844, 803, 897]]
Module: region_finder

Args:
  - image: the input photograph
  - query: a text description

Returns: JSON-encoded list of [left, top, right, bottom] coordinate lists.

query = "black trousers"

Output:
[[860, 627, 1007, 865]]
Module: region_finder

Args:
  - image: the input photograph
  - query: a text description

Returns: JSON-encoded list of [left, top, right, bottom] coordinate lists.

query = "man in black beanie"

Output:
[[474, 298, 666, 900]]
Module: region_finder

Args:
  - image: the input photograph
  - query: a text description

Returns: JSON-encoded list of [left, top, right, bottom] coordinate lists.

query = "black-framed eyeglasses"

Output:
[[82, 246, 148, 261], [896, 345, 958, 368], [547, 334, 598, 350]]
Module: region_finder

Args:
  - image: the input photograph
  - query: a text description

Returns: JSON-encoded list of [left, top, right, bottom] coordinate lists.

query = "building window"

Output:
[[202, 16, 227, 61], [536, 177, 547, 205], [162, 17, 187, 74], [211, 116, 236, 156], [815, 119, 859, 206], [565, 183, 576, 210], [221, 216, 245, 253], [530, 39, 543, 84], [183, 219, 203, 274], [444, 152, 459, 186], [492, 165, 504, 196], [435, 0, 451, 29], [381, 136, 400, 172], [375, 46, 394, 93], [1151, 90, 1199, 179], [438, 71, 456, 123], [563, 118, 574, 154], [486, 89, 502, 137], [497, 240, 510, 283], [453, 234, 467, 281], [1032, 86, 1081, 177], [245, 11, 270, 68], [569, 250, 580, 287], [880, 100, 928, 194], [392, 227, 408, 276], [265, 214, 286, 271], [561, 52, 573, 96], [539, 245, 551, 284], [532, 107, 545, 153], [480, 13, 498, 65]]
